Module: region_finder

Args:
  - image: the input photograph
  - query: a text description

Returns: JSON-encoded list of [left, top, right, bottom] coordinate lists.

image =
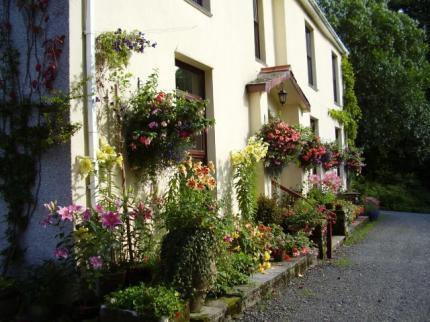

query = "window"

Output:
[[184, 0, 211, 14], [175, 60, 207, 163], [335, 127, 342, 147], [332, 53, 340, 104], [305, 25, 316, 87], [310, 117, 319, 136], [253, 0, 265, 60]]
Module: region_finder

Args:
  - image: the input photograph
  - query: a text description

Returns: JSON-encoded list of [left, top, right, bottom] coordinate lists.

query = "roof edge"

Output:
[[304, 0, 349, 55]]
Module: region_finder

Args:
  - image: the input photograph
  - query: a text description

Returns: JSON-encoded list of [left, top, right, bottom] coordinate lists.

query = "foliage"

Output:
[[159, 227, 218, 299], [318, 0, 430, 179], [328, 56, 361, 146], [343, 146, 365, 176], [284, 232, 314, 257], [254, 195, 284, 226], [352, 177, 430, 213], [364, 196, 380, 213], [322, 142, 343, 170], [96, 28, 156, 70], [20, 260, 78, 320], [334, 199, 362, 224], [257, 121, 301, 175], [44, 143, 163, 289], [163, 158, 218, 230], [124, 74, 214, 177], [0, 0, 80, 272], [231, 137, 268, 221], [105, 284, 184, 320], [285, 199, 326, 233], [210, 251, 252, 296], [297, 128, 327, 169]]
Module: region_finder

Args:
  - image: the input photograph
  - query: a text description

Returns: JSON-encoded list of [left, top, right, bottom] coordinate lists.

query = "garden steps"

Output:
[[190, 216, 369, 322]]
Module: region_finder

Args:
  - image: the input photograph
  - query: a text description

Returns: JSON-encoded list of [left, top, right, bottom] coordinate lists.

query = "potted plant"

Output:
[[364, 197, 380, 221], [102, 284, 187, 322], [269, 224, 287, 262], [160, 159, 219, 313]]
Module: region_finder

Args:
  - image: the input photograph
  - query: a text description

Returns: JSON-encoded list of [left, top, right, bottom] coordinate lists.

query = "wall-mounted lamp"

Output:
[[278, 85, 288, 105]]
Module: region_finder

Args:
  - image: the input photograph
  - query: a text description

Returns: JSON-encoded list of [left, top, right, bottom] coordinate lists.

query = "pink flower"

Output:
[[82, 209, 91, 222], [101, 211, 122, 229], [308, 174, 321, 186], [95, 204, 104, 214], [54, 247, 69, 259], [139, 135, 152, 146], [89, 256, 103, 270], [223, 235, 233, 243], [151, 108, 159, 115], [148, 121, 158, 129], [130, 143, 137, 151], [41, 214, 54, 227], [43, 201, 57, 214], [58, 206, 73, 221]]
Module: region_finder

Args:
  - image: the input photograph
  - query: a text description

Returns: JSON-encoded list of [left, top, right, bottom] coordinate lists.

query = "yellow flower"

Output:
[[178, 164, 187, 176], [233, 245, 241, 252], [116, 154, 123, 167], [186, 157, 193, 169], [264, 251, 271, 262], [208, 161, 215, 173], [100, 143, 115, 155], [78, 156, 94, 178], [96, 150, 107, 162], [263, 261, 271, 270], [258, 263, 265, 272], [231, 232, 239, 239]]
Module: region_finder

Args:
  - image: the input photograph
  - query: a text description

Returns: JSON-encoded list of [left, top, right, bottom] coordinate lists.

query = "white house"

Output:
[[0, 0, 348, 267]]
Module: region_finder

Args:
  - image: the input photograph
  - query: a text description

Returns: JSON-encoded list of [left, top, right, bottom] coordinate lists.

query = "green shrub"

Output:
[[105, 284, 184, 320], [160, 228, 218, 299], [255, 196, 284, 225], [353, 179, 430, 213]]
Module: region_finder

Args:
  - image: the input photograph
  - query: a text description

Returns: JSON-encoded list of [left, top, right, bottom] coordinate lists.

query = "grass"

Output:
[[300, 288, 316, 297], [344, 219, 377, 246], [332, 256, 353, 267]]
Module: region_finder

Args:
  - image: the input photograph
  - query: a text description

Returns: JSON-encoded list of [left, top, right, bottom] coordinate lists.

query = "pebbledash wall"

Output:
[[1, 0, 349, 268]]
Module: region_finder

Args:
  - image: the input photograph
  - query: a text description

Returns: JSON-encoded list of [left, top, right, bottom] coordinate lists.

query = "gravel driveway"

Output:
[[237, 212, 430, 322]]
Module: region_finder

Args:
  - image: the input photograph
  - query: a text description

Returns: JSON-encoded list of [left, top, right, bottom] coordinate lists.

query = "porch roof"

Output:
[[246, 65, 311, 112]]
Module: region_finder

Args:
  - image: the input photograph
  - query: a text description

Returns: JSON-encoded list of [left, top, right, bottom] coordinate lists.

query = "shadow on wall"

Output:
[[217, 158, 234, 216]]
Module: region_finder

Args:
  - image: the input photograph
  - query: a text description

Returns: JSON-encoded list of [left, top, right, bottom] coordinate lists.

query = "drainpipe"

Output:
[[85, 0, 98, 206]]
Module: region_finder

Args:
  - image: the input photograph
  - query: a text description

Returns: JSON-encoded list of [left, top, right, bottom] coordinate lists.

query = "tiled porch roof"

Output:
[[246, 65, 311, 111]]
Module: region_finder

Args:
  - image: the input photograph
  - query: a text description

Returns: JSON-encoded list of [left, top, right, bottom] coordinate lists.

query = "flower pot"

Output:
[[271, 249, 285, 262], [367, 210, 379, 221]]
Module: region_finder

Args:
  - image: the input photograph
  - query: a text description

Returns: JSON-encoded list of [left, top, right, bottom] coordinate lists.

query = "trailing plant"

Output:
[[105, 284, 185, 321], [231, 136, 268, 221], [257, 120, 301, 175], [0, 0, 80, 273], [297, 128, 326, 169], [322, 142, 343, 170], [328, 56, 361, 146], [343, 146, 365, 176], [159, 227, 218, 299], [125, 74, 214, 178]]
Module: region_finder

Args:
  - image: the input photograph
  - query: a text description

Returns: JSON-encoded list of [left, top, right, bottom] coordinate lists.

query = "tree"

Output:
[[318, 0, 430, 179]]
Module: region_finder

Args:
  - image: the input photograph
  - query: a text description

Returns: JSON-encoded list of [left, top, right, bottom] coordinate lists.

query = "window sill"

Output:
[[334, 101, 343, 108], [308, 84, 318, 91], [183, 0, 212, 17], [255, 57, 267, 66]]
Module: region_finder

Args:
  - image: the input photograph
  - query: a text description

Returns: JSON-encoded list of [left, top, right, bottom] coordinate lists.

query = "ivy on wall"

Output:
[[329, 56, 361, 146], [0, 0, 80, 274]]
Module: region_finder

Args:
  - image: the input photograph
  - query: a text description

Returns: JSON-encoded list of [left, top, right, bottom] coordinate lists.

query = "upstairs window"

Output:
[[305, 25, 316, 87], [184, 0, 211, 14], [332, 53, 340, 104], [175, 60, 207, 163], [253, 0, 265, 61], [310, 117, 319, 136]]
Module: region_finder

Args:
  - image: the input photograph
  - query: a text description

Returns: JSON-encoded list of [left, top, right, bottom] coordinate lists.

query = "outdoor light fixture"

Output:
[[278, 86, 288, 105]]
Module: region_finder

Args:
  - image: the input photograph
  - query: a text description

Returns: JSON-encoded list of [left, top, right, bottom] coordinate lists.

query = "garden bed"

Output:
[[190, 216, 368, 322]]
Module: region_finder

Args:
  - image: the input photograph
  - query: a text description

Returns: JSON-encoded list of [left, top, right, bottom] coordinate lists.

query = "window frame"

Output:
[[184, 0, 212, 16], [332, 52, 340, 104], [175, 60, 208, 163], [305, 24, 316, 88], [253, 0, 265, 62]]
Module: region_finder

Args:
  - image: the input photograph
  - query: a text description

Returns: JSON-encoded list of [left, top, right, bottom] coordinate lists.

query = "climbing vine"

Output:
[[329, 56, 361, 146], [0, 0, 80, 273]]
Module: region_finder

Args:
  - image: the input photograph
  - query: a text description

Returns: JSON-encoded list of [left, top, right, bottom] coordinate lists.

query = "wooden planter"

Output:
[[310, 224, 327, 259], [333, 210, 348, 236]]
